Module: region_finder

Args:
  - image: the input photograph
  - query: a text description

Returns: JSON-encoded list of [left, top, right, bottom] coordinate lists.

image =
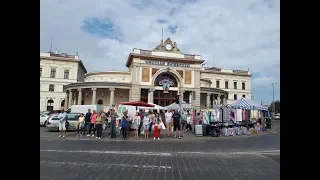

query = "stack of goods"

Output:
[[254, 123, 261, 133], [228, 127, 235, 136]]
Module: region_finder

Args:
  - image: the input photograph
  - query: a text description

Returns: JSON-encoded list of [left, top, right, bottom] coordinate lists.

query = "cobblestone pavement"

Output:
[[40, 121, 280, 180]]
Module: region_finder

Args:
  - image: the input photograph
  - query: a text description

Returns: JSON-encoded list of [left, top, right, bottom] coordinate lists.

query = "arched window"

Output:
[[97, 99, 103, 105], [47, 99, 54, 111]]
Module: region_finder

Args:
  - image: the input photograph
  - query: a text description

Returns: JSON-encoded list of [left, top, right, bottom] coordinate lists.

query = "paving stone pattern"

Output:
[[40, 150, 279, 180]]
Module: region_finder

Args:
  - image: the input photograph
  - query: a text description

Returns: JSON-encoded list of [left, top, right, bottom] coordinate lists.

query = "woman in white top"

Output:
[[77, 113, 85, 137], [185, 113, 193, 133], [132, 112, 141, 137], [165, 110, 173, 137], [143, 112, 151, 138]]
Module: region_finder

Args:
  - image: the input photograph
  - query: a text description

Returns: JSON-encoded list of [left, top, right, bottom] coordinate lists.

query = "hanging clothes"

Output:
[[211, 110, 216, 122], [242, 110, 246, 121], [230, 109, 235, 121], [265, 111, 270, 118], [236, 109, 242, 121]]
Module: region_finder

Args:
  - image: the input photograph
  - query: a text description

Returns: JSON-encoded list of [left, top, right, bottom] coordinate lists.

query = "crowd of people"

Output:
[[57, 108, 195, 140]]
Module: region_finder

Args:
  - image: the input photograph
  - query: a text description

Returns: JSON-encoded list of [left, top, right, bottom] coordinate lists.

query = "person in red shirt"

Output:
[[87, 110, 97, 137]]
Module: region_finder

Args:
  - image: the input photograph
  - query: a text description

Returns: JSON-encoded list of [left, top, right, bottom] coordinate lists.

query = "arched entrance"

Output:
[[47, 99, 54, 111], [153, 73, 179, 107], [97, 99, 103, 105]]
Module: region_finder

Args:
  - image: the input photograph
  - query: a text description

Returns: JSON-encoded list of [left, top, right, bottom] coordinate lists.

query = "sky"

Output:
[[40, 0, 280, 104]]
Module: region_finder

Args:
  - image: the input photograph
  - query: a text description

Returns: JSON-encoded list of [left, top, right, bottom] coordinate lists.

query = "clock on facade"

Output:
[[165, 44, 172, 51]]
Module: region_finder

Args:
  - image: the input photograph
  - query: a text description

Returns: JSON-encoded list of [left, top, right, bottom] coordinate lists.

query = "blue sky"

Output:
[[40, 0, 280, 104]]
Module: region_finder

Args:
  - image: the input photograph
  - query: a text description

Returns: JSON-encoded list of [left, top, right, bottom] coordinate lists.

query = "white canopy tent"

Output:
[[165, 101, 191, 110], [137, 103, 167, 111]]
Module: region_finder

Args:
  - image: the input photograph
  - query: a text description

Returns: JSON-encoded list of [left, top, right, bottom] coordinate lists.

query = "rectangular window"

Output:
[[242, 82, 245, 90], [64, 70, 69, 79], [233, 82, 237, 89], [50, 68, 56, 78], [234, 94, 237, 100], [40, 67, 42, 77], [225, 81, 228, 89], [242, 95, 245, 98], [49, 84, 55, 92], [216, 81, 220, 88]]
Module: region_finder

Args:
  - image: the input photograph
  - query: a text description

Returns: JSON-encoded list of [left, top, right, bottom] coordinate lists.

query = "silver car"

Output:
[[46, 113, 81, 131]]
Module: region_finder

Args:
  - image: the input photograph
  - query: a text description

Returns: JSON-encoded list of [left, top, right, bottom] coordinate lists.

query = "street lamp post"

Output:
[[270, 83, 277, 117]]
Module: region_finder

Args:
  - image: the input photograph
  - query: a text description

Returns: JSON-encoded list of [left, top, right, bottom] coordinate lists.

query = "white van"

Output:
[[67, 105, 104, 115], [117, 105, 137, 121]]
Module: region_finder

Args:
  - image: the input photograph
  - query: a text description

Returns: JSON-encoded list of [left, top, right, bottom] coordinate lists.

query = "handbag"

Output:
[[65, 120, 70, 128]]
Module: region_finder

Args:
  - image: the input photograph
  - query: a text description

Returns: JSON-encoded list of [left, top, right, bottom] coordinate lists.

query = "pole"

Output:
[[50, 38, 53, 53], [270, 83, 277, 117]]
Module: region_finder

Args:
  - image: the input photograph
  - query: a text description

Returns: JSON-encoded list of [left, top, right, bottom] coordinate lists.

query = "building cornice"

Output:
[[85, 71, 131, 77], [126, 53, 205, 67], [63, 82, 132, 90], [200, 87, 229, 95], [201, 70, 252, 77], [40, 56, 87, 73]]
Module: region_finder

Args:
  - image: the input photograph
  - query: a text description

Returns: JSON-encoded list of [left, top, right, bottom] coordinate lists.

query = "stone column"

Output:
[[110, 88, 115, 106], [77, 88, 82, 105], [68, 90, 73, 107], [180, 90, 185, 103], [92, 88, 97, 105], [189, 91, 193, 105], [148, 89, 154, 104], [206, 93, 211, 108], [64, 91, 68, 110], [129, 89, 132, 102], [217, 94, 221, 105]]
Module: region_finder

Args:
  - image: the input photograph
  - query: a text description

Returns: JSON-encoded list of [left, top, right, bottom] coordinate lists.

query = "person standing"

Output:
[[132, 112, 141, 138], [160, 110, 166, 127], [84, 109, 92, 135], [153, 113, 162, 140], [121, 112, 130, 140], [143, 112, 151, 138], [185, 113, 193, 133], [76, 113, 85, 137], [87, 110, 97, 137], [148, 111, 155, 133], [172, 110, 182, 139], [110, 109, 118, 139], [165, 110, 173, 137], [58, 110, 67, 138], [138, 109, 145, 135], [95, 111, 104, 139]]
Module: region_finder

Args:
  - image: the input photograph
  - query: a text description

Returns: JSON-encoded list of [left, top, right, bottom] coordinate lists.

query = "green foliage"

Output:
[[268, 100, 280, 113]]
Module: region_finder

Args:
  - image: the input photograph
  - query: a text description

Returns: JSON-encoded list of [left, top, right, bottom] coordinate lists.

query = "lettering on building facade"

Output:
[[145, 60, 190, 67]]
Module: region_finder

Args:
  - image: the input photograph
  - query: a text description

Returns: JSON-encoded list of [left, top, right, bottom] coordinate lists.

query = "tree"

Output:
[[268, 100, 280, 113]]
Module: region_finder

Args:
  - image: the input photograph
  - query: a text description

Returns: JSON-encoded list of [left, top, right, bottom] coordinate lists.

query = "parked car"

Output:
[[272, 114, 280, 120], [46, 113, 81, 131], [40, 113, 49, 126]]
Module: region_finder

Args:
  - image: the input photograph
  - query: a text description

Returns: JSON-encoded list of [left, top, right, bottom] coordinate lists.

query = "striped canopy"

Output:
[[228, 98, 268, 110]]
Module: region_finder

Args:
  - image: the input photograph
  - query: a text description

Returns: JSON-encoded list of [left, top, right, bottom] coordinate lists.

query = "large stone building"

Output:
[[40, 52, 87, 111], [40, 38, 252, 111]]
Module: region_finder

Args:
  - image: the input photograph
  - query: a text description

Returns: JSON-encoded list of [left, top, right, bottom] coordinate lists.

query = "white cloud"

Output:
[[40, 0, 280, 100]]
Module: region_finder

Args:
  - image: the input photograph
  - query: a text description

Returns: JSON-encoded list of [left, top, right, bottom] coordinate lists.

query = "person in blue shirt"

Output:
[[121, 112, 130, 140], [58, 110, 67, 138]]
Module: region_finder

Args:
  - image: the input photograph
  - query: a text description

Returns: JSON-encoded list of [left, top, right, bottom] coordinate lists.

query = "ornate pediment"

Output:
[[152, 38, 183, 54]]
